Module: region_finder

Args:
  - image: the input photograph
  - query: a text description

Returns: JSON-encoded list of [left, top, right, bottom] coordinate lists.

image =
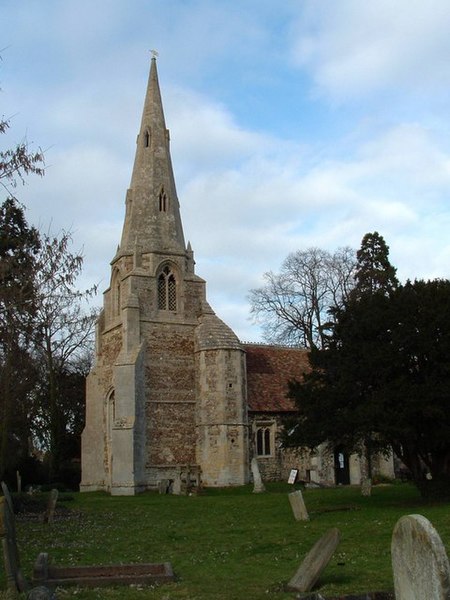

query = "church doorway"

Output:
[[334, 446, 350, 485]]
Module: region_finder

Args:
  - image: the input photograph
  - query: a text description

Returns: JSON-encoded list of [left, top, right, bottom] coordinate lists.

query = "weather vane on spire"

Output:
[[150, 49, 159, 59]]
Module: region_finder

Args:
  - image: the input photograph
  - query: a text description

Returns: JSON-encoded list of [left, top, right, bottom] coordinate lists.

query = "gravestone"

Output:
[[43, 489, 58, 524], [172, 470, 182, 495], [288, 489, 309, 521], [251, 458, 265, 493], [391, 514, 450, 599], [0, 495, 29, 592], [16, 471, 22, 494], [287, 527, 341, 592], [158, 479, 170, 494]]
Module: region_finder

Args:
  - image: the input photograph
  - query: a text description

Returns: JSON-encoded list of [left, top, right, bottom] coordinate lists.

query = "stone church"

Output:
[[80, 59, 393, 495]]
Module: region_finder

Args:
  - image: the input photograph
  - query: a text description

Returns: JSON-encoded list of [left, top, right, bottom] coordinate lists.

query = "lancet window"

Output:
[[157, 265, 177, 311], [111, 269, 121, 317], [158, 188, 168, 212]]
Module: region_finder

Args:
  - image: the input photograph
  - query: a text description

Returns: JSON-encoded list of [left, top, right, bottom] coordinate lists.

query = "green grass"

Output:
[[4, 483, 450, 599]]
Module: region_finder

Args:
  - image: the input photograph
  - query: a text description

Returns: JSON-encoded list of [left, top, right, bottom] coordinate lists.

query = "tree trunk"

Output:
[[0, 350, 12, 479]]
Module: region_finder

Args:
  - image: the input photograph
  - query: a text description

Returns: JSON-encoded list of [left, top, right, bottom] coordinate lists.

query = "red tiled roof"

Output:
[[244, 344, 310, 413]]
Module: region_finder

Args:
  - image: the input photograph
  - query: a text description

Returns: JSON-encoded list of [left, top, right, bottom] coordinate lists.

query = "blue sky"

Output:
[[3, 0, 450, 341]]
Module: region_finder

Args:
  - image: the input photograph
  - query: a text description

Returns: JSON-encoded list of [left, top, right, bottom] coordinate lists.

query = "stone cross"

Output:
[[287, 527, 341, 592], [391, 514, 450, 599], [288, 489, 309, 521], [251, 458, 265, 493]]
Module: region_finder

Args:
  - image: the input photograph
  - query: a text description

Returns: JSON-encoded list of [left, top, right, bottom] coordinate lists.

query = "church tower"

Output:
[[81, 58, 249, 494]]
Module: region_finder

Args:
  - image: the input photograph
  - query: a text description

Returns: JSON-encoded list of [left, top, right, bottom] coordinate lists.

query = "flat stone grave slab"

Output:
[[391, 513, 450, 600], [300, 593, 394, 600], [33, 552, 174, 588], [1, 481, 175, 592], [288, 527, 341, 593]]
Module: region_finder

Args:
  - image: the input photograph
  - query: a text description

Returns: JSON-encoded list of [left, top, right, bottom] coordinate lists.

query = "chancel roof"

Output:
[[244, 344, 310, 413]]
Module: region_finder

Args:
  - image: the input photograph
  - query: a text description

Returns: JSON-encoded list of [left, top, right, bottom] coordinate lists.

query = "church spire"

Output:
[[119, 57, 186, 256]]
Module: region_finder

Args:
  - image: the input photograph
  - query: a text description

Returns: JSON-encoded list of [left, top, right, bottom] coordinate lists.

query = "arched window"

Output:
[[158, 187, 168, 212], [144, 130, 150, 148], [115, 280, 121, 315], [111, 269, 121, 317], [256, 424, 273, 456], [158, 265, 177, 311]]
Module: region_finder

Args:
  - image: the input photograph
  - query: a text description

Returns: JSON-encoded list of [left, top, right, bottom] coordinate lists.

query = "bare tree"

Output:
[[30, 231, 98, 478], [0, 115, 44, 199], [249, 247, 356, 349]]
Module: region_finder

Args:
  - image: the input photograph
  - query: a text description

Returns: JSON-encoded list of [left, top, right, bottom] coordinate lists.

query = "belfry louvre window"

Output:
[[158, 266, 177, 311], [158, 188, 168, 212], [256, 425, 272, 457]]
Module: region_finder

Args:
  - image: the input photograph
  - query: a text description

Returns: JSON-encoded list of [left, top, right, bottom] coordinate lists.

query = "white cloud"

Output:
[[166, 86, 273, 174], [3, 1, 450, 341], [290, 0, 450, 100]]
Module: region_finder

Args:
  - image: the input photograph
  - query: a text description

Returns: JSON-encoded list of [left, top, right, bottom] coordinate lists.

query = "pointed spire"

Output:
[[119, 57, 186, 256]]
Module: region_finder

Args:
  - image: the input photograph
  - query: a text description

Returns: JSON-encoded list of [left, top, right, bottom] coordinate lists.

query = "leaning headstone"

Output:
[[42, 489, 58, 524], [1, 481, 14, 514], [289, 489, 309, 521], [391, 514, 450, 599], [287, 527, 341, 592], [251, 458, 265, 493], [361, 477, 372, 497], [0, 496, 29, 592]]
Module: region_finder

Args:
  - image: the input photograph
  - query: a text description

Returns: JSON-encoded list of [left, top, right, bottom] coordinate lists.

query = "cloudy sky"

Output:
[[3, 1, 450, 341]]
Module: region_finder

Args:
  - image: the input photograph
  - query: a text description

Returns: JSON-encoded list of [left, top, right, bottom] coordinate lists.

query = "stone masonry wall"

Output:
[[142, 321, 197, 483], [196, 347, 248, 486]]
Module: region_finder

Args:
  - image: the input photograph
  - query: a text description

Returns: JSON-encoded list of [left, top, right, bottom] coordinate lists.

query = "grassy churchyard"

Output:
[[3, 482, 450, 599]]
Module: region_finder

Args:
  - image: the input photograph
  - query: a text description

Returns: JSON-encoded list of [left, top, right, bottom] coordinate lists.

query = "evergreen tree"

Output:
[[285, 233, 450, 499], [0, 198, 40, 479], [285, 277, 450, 500], [353, 231, 398, 297]]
